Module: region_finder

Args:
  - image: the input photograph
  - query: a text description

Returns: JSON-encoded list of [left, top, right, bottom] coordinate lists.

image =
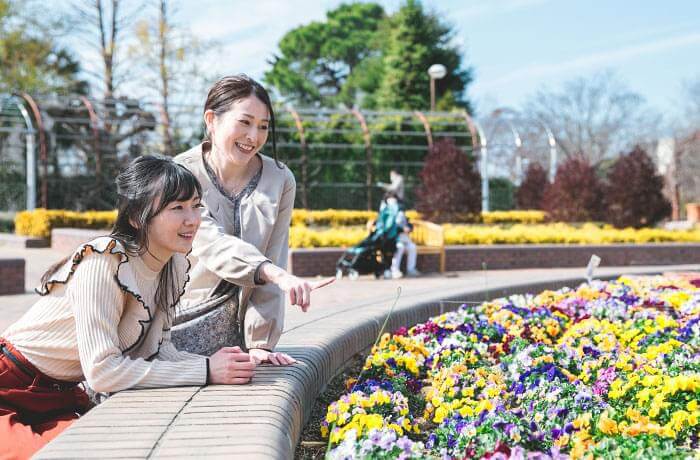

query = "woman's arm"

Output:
[[192, 207, 270, 288], [243, 170, 296, 351], [68, 253, 207, 392]]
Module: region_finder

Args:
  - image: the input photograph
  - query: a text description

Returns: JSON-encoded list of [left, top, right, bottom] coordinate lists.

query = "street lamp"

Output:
[[428, 64, 447, 111]]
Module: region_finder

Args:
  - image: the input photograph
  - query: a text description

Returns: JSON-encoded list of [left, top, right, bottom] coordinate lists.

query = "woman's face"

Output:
[[206, 95, 270, 167], [147, 194, 203, 260]]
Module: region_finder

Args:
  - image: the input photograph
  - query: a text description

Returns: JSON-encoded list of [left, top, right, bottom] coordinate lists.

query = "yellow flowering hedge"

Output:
[[480, 210, 546, 224], [16, 209, 700, 246], [442, 223, 700, 245], [289, 223, 700, 248], [291, 209, 546, 226], [15, 208, 547, 238], [15, 209, 118, 238]]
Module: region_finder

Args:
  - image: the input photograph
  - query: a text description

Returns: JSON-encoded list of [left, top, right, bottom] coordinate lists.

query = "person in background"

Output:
[[377, 168, 405, 204], [380, 193, 420, 279]]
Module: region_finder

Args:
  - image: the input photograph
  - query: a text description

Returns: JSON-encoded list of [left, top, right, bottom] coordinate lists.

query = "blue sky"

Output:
[[176, 0, 700, 117]]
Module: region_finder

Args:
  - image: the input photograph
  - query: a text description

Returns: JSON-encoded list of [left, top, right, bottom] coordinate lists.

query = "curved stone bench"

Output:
[[35, 264, 699, 459]]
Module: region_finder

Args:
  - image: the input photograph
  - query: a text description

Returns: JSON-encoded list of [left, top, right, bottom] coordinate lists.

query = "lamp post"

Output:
[[428, 64, 447, 111]]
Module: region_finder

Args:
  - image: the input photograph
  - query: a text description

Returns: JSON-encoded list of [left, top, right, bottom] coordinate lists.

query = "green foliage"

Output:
[[265, 2, 386, 107], [0, 0, 86, 94], [0, 215, 13, 233], [375, 0, 473, 111], [265, 0, 474, 112], [488, 177, 515, 211]]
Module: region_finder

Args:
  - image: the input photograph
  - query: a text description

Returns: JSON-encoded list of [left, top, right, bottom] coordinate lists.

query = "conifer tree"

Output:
[[376, 0, 473, 111]]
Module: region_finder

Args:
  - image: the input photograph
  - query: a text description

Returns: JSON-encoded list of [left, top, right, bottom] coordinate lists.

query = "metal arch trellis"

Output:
[[0, 93, 165, 211], [490, 107, 557, 181], [0, 92, 488, 211], [275, 106, 481, 210], [0, 95, 37, 210], [17, 93, 49, 209], [476, 107, 558, 211]]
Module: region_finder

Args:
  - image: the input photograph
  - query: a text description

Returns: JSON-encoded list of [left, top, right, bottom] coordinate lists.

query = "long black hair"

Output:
[[202, 74, 282, 168], [41, 155, 202, 319]]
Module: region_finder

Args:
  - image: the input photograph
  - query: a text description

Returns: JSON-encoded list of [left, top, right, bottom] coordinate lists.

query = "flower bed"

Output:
[[321, 275, 700, 459], [289, 223, 700, 248], [14, 208, 547, 238], [14, 209, 117, 238]]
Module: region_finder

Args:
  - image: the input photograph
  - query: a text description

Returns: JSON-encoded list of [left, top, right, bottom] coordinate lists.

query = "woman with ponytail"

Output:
[[0, 155, 255, 459], [174, 74, 332, 365]]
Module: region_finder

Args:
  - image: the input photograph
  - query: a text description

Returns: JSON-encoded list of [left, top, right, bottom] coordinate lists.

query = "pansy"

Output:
[[321, 275, 700, 459]]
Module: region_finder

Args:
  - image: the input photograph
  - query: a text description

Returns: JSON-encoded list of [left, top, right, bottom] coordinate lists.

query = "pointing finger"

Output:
[[311, 277, 335, 290]]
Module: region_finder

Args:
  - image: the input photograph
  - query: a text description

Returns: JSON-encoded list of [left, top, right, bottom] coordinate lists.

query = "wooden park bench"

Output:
[[363, 216, 446, 274], [409, 219, 446, 273]]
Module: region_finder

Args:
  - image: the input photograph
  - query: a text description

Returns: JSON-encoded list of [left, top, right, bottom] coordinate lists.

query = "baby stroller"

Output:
[[336, 204, 400, 280]]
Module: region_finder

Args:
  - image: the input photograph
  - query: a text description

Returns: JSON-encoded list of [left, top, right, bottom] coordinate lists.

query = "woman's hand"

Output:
[[260, 263, 335, 312], [249, 348, 297, 366], [209, 346, 256, 384]]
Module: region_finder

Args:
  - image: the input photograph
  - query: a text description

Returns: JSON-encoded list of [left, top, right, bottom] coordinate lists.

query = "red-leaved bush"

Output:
[[516, 162, 549, 210], [542, 156, 605, 222], [415, 138, 481, 223], [604, 146, 671, 228]]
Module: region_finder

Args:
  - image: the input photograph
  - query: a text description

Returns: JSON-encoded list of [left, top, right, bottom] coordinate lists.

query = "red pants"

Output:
[[0, 339, 89, 460]]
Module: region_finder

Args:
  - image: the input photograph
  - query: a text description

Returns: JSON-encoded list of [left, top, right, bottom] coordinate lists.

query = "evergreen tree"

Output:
[[375, 0, 473, 112], [264, 2, 386, 107]]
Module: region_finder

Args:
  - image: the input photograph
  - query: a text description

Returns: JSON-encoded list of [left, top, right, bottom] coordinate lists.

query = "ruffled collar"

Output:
[[36, 236, 191, 353], [38, 236, 188, 295]]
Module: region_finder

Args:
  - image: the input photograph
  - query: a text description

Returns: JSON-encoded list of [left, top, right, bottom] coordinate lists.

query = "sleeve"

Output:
[[68, 253, 207, 393], [192, 203, 270, 288], [245, 170, 296, 350]]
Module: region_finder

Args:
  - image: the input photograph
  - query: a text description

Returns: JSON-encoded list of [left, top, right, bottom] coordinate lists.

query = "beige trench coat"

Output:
[[175, 145, 296, 350]]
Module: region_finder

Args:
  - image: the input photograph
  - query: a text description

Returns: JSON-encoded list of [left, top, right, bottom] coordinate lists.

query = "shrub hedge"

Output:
[[15, 209, 549, 237]]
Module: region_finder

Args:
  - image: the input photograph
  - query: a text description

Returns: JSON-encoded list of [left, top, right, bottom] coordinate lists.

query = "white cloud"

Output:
[[475, 31, 700, 92]]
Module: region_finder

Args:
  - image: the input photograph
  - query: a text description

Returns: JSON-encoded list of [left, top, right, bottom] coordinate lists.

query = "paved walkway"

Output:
[[4, 241, 697, 332], [4, 241, 700, 458]]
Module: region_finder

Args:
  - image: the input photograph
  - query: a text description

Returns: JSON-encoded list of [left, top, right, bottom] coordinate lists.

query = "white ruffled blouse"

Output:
[[2, 237, 206, 393]]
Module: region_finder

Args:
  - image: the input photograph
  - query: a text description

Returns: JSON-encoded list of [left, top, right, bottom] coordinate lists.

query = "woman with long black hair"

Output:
[[174, 75, 333, 365], [0, 155, 254, 459]]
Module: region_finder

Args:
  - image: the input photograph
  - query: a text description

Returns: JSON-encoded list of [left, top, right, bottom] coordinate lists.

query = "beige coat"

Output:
[[175, 145, 296, 350]]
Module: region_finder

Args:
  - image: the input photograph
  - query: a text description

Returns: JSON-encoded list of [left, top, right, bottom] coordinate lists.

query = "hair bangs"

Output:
[[154, 162, 203, 214]]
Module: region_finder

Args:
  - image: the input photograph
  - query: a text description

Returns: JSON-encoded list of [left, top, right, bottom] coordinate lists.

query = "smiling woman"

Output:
[[173, 74, 334, 366], [0, 155, 257, 459]]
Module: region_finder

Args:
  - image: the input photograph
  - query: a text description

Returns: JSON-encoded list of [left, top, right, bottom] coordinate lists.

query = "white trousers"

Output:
[[391, 234, 417, 273]]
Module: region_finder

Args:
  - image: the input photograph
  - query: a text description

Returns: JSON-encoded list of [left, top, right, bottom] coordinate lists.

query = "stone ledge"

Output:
[[51, 228, 106, 253], [0, 258, 25, 295], [0, 232, 49, 248], [289, 243, 700, 276], [35, 267, 680, 459], [43, 228, 700, 276]]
